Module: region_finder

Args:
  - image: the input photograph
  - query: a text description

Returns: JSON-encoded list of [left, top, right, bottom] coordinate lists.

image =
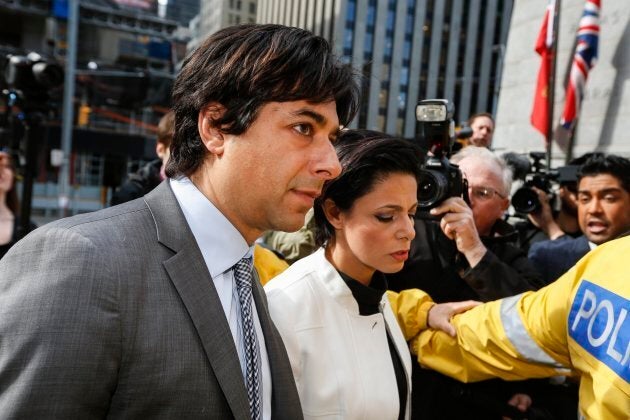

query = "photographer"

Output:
[[527, 183, 579, 241], [388, 146, 554, 419], [521, 155, 601, 245], [465, 112, 494, 148], [528, 154, 630, 285]]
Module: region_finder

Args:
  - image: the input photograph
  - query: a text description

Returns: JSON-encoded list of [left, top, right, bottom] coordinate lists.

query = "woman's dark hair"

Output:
[[2, 153, 19, 215], [167, 24, 360, 177], [577, 154, 630, 193], [314, 129, 423, 246]]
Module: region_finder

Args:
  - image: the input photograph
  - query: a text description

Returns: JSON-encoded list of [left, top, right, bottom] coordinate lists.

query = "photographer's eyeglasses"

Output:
[[469, 186, 507, 201]]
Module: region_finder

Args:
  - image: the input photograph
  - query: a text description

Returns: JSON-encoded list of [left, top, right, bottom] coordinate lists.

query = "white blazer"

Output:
[[265, 248, 412, 420]]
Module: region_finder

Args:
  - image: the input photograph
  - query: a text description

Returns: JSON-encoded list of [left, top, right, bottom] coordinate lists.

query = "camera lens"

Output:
[[418, 169, 450, 208], [512, 187, 540, 214]]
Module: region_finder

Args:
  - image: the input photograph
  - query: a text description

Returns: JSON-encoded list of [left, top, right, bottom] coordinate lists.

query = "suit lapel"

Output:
[[145, 182, 251, 420]]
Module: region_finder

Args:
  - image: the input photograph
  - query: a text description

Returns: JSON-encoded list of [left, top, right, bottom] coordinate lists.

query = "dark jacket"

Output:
[[528, 235, 591, 285], [110, 159, 163, 206], [388, 218, 545, 302], [388, 218, 572, 420]]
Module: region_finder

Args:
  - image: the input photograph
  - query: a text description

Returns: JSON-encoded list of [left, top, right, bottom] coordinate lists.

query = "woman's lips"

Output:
[[390, 250, 409, 262]]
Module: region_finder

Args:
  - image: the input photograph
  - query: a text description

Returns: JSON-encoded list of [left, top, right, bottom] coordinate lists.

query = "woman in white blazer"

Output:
[[265, 130, 465, 420]]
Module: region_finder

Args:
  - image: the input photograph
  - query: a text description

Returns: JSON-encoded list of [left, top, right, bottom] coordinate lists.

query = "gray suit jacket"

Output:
[[0, 182, 302, 419]]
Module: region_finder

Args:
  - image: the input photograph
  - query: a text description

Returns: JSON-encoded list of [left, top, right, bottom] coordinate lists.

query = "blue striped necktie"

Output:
[[233, 256, 262, 420]]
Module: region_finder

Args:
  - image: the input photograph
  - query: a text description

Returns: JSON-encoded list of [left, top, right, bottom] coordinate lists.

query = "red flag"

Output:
[[531, 0, 556, 138]]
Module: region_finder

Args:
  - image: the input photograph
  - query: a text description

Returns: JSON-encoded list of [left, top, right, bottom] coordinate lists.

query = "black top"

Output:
[[339, 271, 407, 420], [0, 217, 36, 260]]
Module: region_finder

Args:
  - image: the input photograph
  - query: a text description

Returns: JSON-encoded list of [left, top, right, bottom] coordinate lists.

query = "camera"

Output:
[[3, 52, 64, 108], [1, 51, 63, 240], [510, 152, 559, 215], [415, 99, 467, 219]]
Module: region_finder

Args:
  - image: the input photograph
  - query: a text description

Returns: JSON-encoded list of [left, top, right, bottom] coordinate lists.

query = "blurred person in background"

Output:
[[110, 110, 174, 205], [529, 154, 630, 285], [262, 208, 317, 264], [523, 153, 602, 247], [466, 112, 494, 148], [0, 151, 35, 259]]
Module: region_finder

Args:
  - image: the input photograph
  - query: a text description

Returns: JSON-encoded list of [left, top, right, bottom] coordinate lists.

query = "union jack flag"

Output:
[[560, 0, 600, 129]]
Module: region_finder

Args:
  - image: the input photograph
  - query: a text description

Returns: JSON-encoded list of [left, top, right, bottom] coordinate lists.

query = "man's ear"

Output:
[[322, 198, 343, 230], [500, 197, 511, 212], [198, 103, 227, 156]]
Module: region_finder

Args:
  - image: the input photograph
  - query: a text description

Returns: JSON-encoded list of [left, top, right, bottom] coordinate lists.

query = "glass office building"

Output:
[[258, 0, 513, 137]]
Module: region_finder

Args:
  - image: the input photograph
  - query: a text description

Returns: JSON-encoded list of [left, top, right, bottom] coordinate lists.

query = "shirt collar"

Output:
[[170, 177, 253, 277]]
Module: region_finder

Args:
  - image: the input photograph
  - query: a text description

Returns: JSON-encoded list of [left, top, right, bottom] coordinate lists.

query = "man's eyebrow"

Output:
[[290, 109, 328, 125], [578, 187, 623, 195]]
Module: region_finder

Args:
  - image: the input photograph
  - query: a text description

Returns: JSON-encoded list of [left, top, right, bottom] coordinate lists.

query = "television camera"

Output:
[[507, 152, 579, 216], [1, 51, 64, 239], [415, 99, 468, 219]]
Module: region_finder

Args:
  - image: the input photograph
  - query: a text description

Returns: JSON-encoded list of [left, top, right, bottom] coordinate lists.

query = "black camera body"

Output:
[[511, 152, 558, 215], [3, 52, 64, 109], [415, 99, 467, 219]]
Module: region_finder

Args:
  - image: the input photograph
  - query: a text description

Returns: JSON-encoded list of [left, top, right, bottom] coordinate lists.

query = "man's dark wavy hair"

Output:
[[314, 129, 423, 246], [166, 24, 360, 177], [577, 154, 630, 193]]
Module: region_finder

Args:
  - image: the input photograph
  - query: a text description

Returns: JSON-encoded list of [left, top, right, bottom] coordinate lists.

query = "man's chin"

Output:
[[585, 232, 610, 246], [270, 214, 308, 233]]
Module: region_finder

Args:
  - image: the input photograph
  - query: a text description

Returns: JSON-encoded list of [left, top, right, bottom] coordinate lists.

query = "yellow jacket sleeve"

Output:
[[254, 244, 289, 286], [387, 289, 435, 341], [410, 268, 579, 382]]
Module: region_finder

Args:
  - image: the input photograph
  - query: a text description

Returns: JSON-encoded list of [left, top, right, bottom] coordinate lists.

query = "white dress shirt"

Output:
[[170, 177, 271, 420]]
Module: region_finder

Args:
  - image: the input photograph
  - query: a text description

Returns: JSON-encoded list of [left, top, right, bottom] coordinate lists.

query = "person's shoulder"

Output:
[[265, 250, 330, 331], [25, 199, 152, 248], [530, 235, 579, 254], [589, 234, 630, 255], [264, 250, 330, 299]]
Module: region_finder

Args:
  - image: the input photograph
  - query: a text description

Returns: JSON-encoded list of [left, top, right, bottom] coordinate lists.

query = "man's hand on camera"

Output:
[[430, 197, 487, 267], [527, 187, 564, 240]]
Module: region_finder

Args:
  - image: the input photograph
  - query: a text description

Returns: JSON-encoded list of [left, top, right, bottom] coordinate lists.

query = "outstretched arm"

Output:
[[410, 274, 575, 383], [387, 289, 479, 339]]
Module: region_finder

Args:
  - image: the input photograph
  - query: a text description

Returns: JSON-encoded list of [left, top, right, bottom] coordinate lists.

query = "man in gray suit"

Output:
[[0, 24, 359, 419]]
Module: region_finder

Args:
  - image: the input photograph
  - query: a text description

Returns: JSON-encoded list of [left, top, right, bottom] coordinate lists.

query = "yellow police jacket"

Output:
[[254, 244, 289, 286], [411, 235, 630, 419]]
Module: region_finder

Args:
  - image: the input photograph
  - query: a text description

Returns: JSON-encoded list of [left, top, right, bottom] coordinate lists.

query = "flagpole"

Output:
[[546, 0, 561, 170], [566, 119, 577, 163]]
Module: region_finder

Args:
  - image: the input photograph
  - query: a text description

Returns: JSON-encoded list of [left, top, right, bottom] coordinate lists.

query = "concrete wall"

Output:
[[494, 0, 630, 160]]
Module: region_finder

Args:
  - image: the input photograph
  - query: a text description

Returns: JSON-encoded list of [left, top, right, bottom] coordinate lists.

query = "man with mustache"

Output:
[[528, 154, 630, 285], [0, 24, 359, 419]]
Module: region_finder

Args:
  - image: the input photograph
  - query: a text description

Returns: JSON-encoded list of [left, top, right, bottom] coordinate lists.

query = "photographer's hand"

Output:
[[527, 187, 564, 240], [430, 197, 487, 267]]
